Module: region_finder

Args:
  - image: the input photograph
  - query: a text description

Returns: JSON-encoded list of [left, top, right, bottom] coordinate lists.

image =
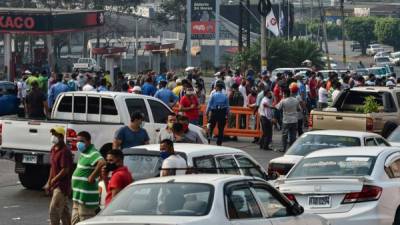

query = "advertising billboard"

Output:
[[191, 0, 216, 39]]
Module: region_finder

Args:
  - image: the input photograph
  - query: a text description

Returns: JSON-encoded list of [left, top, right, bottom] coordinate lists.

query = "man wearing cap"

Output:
[[172, 78, 183, 97], [206, 82, 230, 146], [47, 126, 73, 225], [48, 73, 69, 110]]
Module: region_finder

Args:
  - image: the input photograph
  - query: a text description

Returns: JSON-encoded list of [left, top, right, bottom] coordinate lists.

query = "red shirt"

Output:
[[308, 78, 318, 99], [273, 84, 282, 106], [105, 166, 133, 206], [50, 145, 73, 195], [179, 95, 200, 121]]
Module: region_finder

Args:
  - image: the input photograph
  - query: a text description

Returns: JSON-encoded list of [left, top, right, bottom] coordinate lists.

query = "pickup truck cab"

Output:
[[73, 58, 101, 72], [310, 87, 400, 133], [0, 91, 207, 190]]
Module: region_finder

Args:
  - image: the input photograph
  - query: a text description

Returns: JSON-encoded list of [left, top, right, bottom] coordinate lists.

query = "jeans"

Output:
[[282, 123, 297, 151], [260, 116, 273, 149], [209, 108, 227, 146], [49, 188, 71, 225], [298, 119, 304, 136]]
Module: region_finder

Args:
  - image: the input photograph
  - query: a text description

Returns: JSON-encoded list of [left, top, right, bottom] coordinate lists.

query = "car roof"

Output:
[[132, 174, 259, 185], [350, 86, 394, 92], [128, 143, 244, 156], [303, 130, 382, 138], [304, 146, 396, 158], [63, 91, 147, 98]]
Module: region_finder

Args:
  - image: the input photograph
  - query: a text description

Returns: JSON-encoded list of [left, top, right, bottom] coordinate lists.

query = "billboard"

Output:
[[191, 0, 216, 40]]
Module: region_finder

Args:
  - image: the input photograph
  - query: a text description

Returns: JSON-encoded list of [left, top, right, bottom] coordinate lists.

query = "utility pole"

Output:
[[135, 18, 139, 74], [186, 0, 192, 67], [261, 16, 267, 71], [318, 0, 331, 69], [215, 0, 220, 68], [340, 0, 347, 65], [239, 0, 243, 52], [246, 0, 251, 48]]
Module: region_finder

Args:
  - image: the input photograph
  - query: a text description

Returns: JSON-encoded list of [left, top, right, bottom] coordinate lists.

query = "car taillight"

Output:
[[66, 128, 77, 151], [366, 118, 374, 132], [284, 193, 297, 203], [342, 185, 382, 204], [308, 114, 313, 129]]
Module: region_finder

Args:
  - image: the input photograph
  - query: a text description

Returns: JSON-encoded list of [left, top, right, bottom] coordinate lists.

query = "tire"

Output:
[[18, 165, 49, 190], [381, 122, 398, 139], [393, 207, 400, 225]]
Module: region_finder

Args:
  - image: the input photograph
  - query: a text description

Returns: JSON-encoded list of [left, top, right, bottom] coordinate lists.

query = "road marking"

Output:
[[3, 205, 20, 209]]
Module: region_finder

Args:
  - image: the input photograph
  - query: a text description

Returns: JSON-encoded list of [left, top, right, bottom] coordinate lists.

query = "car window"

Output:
[[253, 187, 289, 218], [58, 96, 72, 112], [126, 98, 149, 122], [235, 155, 265, 179], [226, 187, 262, 219], [124, 154, 162, 180], [216, 155, 240, 175], [88, 97, 99, 114], [101, 98, 118, 115], [73, 96, 86, 113], [193, 156, 218, 174], [386, 159, 400, 178], [148, 99, 171, 123], [365, 138, 377, 146], [375, 138, 390, 146], [388, 127, 400, 143]]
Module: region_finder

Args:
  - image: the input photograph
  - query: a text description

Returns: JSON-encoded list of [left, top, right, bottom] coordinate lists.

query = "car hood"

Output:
[[77, 215, 205, 225], [269, 155, 304, 165]]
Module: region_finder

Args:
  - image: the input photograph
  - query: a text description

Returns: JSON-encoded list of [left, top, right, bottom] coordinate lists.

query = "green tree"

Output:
[[374, 17, 400, 51], [345, 17, 376, 55]]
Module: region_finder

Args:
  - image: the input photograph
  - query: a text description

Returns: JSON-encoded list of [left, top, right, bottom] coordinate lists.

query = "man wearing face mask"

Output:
[[158, 113, 177, 143], [160, 139, 187, 177], [101, 149, 133, 206], [177, 115, 203, 143], [47, 126, 73, 225], [179, 85, 200, 125], [113, 111, 150, 149], [71, 131, 105, 225]]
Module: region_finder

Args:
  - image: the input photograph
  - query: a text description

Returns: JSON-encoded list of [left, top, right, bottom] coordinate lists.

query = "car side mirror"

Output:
[[268, 171, 279, 180], [290, 202, 304, 216]]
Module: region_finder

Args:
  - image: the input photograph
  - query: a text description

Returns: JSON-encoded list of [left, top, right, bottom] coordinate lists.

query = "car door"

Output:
[[250, 184, 307, 225], [225, 183, 272, 225], [147, 98, 173, 143]]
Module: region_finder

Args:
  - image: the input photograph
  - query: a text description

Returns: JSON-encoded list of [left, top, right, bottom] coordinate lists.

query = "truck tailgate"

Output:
[[1, 120, 67, 152], [311, 111, 368, 131]]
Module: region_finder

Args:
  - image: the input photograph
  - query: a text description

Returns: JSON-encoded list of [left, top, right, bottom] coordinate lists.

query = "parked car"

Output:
[[374, 51, 391, 60], [367, 44, 384, 56], [268, 130, 389, 176], [390, 51, 400, 65], [310, 86, 400, 133], [366, 66, 391, 78], [276, 146, 400, 225], [0, 81, 19, 116], [271, 67, 311, 80], [81, 174, 329, 225], [0, 92, 207, 190], [387, 126, 400, 147], [73, 58, 101, 72], [374, 56, 395, 67]]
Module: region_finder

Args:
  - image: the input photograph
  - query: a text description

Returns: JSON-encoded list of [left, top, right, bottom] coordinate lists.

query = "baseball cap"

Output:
[[50, 126, 66, 136]]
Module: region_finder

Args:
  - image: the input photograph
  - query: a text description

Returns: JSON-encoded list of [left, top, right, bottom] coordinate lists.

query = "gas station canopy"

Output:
[[0, 8, 105, 34]]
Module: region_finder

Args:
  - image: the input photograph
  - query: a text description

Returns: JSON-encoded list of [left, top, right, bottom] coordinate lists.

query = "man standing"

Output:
[[48, 73, 69, 110], [113, 111, 150, 149], [141, 76, 157, 96], [158, 113, 177, 143], [160, 139, 187, 177], [258, 90, 274, 151], [179, 86, 200, 125], [101, 149, 133, 206], [276, 88, 301, 152], [206, 82, 229, 146], [154, 80, 178, 108], [177, 115, 203, 143], [25, 81, 49, 119], [71, 131, 105, 225], [47, 126, 73, 225]]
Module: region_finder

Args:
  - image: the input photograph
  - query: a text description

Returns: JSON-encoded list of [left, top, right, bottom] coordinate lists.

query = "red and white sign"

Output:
[[191, 21, 216, 35]]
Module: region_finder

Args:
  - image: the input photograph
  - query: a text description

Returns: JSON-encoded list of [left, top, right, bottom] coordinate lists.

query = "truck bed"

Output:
[[311, 110, 370, 132]]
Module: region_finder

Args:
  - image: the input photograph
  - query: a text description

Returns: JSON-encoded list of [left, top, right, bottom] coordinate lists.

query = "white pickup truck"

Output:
[[73, 58, 101, 72], [0, 92, 207, 190]]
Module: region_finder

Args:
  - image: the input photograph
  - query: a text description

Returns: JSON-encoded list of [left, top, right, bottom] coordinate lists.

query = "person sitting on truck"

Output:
[[25, 81, 49, 119], [71, 131, 105, 225], [48, 73, 69, 110], [113, 111, 150, 149]]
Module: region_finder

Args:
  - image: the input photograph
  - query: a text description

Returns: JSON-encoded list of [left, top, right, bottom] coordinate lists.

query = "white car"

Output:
[[374, 56, 395, 67], [271, 67, 311, 81], [268, 130, 390, 176], [390, 51, 400, 65], [99, 143, 271, 208], [81, 175, 329, 225], [276, 146, 400, 225], [367, 44, 385, 56], [374, 51, 391, 60]]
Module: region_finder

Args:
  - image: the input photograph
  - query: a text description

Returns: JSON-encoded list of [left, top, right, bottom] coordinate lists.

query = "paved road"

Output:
[[0, 136, 284, 225]]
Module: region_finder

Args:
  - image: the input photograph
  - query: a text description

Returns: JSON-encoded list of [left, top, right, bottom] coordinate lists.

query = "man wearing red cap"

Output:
[[276, 85, 301, 152]]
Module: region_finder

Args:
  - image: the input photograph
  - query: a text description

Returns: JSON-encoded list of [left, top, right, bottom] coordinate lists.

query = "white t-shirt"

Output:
[[318, 87, 328, 103], [161, 155, 187, 176], [82, 84, 95, 91], [238, 85, 247, 107], [332, 90, 341, 103], [17, 81, 27, 99], [258, 96, 273, 119]]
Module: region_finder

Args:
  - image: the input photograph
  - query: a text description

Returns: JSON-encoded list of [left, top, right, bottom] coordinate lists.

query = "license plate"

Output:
[[308, 195, 331, 208], [22, 155, 37, 164]]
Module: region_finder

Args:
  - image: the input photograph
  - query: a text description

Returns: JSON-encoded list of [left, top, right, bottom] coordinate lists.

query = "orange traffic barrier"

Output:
[[173, 104, 262, 138]]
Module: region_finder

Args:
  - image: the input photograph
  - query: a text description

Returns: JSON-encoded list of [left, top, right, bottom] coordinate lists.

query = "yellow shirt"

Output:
[[173, 85, 183, 96]]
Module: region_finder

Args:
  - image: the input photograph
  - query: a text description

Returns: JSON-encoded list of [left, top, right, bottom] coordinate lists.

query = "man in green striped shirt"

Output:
[[71, 131, 105, 225]]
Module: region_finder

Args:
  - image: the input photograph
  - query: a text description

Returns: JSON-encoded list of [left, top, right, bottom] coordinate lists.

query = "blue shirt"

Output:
[[142, 82, 157, 96], [115, 126, 150, 149], [48, 82, 69, 108], [154, 88, 178, 106], [206, 91, 230, 114], [297, 81, 307, 100], [97, 86, 108, 92], [155, 74, 166, 84]]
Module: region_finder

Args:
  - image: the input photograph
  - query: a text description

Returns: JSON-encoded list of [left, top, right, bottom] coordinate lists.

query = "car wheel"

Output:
[[18, 165, 49, 190], [393, 207, 400, 225]]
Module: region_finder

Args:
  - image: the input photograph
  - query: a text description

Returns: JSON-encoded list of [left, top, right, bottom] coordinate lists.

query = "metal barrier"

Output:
[[174, 105, 262, 138]]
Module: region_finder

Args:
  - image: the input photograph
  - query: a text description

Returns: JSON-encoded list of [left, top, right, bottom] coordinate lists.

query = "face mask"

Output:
[[167, 122, 174, 129], [51, 136, 59, 144], [105, 162, 118, 172], [183, 124, 189, 132], [160, 151, 170, 160], [77, 142, 86, 153]]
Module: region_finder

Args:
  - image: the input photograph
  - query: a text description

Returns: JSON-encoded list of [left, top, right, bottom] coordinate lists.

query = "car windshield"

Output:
[[286, 134, 361, 156], [337, 91, 384, 111], [288, 156, 376, 178], [388, 128, 400, 143], [101, 183, 214, 216], [376, 58, 390, 63], [124, 154, 162, 180]]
